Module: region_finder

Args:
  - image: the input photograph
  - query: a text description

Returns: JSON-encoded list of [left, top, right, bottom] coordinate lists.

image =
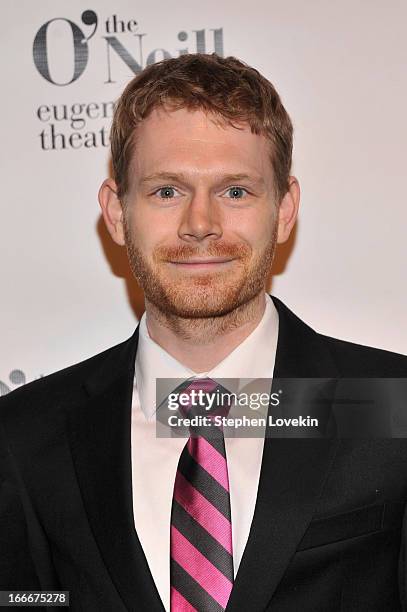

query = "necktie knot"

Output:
[[175, 377, 233, 421]]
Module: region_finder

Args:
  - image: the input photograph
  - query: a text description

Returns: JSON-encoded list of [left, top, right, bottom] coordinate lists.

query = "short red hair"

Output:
[[110, 53, 293, 202]]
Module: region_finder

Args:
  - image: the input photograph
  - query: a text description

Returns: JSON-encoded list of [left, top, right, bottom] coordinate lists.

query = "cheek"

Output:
[[128, 208, 174, 253], [225, 210, 275, 246], [255, 206, 278, 242]]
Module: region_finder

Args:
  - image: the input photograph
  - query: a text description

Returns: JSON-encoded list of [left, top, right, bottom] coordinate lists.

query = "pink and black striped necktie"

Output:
[[170, 378, 234, 611]]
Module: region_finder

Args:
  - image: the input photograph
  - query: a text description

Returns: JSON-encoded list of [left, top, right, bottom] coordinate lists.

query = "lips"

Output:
[[169, 257, 234, 264]]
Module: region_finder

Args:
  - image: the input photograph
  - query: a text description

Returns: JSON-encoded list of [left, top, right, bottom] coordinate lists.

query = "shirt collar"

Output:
[[134, 293, 279, 419]]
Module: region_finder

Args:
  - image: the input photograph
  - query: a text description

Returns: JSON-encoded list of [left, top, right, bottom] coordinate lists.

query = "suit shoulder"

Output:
[[0, 335, 134, 421], [271, 295, 407, 376], [320, 333, 407, 376]]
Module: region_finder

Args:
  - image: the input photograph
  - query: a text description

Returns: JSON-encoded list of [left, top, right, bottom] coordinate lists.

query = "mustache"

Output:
[[153, 242, 252, 262]]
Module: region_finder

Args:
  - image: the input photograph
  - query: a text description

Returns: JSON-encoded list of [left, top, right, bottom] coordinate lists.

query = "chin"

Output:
[[162, 302, 237, 319], [156, 285, 248, 319]]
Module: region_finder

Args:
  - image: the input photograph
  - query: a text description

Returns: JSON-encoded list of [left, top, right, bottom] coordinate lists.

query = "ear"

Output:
[[277, 176, 300, 244], [98, 178, 125, 246]]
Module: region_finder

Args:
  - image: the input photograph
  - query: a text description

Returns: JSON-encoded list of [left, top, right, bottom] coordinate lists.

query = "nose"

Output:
[[177, 190, 222, 243]]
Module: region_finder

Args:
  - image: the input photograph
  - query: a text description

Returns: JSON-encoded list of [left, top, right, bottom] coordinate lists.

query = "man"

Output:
[[1, 53, 407, 612]]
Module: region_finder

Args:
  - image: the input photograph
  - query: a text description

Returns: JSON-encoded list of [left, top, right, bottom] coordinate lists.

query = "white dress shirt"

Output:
[[131, 293, 279, 611]]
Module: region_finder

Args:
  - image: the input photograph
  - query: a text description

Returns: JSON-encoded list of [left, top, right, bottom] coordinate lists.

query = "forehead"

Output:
[[130, 106, 273, 181]]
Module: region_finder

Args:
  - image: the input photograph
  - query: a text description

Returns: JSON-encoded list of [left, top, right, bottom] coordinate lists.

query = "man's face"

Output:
[[121, 106, 280, 318]]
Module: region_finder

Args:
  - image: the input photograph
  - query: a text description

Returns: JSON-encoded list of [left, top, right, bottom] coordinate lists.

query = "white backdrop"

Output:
[[1, 0, 406, 395]]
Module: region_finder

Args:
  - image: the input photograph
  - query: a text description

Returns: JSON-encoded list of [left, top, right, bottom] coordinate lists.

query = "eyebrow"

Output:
[[139, 171, 266, 188]]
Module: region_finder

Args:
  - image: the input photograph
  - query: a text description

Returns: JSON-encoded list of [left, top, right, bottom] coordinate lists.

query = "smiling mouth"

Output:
[[167, 258, 235, 268]]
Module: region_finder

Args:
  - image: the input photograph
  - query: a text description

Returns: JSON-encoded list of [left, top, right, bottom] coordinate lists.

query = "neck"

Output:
[[144, 292, 266, 373]]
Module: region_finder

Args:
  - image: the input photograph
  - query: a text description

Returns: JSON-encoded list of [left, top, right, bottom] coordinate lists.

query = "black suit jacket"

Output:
[[1, 295, 407, 612]]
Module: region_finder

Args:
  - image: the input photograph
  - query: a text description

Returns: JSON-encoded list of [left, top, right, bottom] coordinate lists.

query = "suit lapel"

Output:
[[66, 327, 165, 612], [225, 296, 340, 611]]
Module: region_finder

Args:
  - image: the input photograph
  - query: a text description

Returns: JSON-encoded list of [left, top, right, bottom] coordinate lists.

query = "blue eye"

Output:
[[156, 186, 177, 199], [225, 186, 247, 199]]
